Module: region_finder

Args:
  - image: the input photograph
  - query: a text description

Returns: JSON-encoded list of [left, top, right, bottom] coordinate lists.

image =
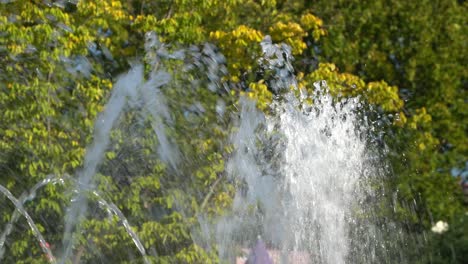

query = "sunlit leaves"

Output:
[[300, 13, 326, 41], [306, 63, 404, 112], [242, 80, 272, 111], [269, 21, 307, 55], [210, 25, 264, 76]]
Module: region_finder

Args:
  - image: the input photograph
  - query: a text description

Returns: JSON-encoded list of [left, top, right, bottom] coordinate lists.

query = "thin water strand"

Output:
[[0, 174, 150, 263], [140, 70, 180, 170], [0, 175, 63, 261], [0, 184, 56, 263], [91, 191, 150, 264]]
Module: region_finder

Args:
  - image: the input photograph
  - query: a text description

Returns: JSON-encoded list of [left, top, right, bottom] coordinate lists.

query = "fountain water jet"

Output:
[[61, 65, 145, 263], [0, 184, 56, 263], [214, 38, 382, 264], [0, 175, 63, 261]]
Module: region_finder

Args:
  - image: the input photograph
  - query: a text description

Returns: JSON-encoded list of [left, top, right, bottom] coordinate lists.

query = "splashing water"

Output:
[[216, 39, 383, 264], [217, 89, 372, 263], [272, 89, 368, 263]]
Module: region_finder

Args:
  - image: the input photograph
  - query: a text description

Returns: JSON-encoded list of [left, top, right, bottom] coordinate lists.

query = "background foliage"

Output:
[[0, 0, 466, 263]]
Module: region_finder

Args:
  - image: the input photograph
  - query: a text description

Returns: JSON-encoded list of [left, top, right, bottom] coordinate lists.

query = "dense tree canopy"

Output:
[[0, 0, 466, 263]]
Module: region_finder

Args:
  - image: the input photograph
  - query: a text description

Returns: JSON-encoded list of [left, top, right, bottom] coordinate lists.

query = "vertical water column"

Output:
[[218, 36, 373, 264], [272, 86, 367, 263]]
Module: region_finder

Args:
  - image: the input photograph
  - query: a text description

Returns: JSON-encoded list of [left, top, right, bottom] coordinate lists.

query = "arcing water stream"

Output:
[[0, 174, 149, 263], [0, 34, 403, 263]]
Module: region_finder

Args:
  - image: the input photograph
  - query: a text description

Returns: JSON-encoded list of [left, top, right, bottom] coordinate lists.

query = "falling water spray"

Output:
[[215, 37, 384, 264]]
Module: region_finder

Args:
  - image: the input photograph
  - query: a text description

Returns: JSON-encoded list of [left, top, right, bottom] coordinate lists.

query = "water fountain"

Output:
[[213, 38, 394, 264], [0, 32, 403, 263]]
